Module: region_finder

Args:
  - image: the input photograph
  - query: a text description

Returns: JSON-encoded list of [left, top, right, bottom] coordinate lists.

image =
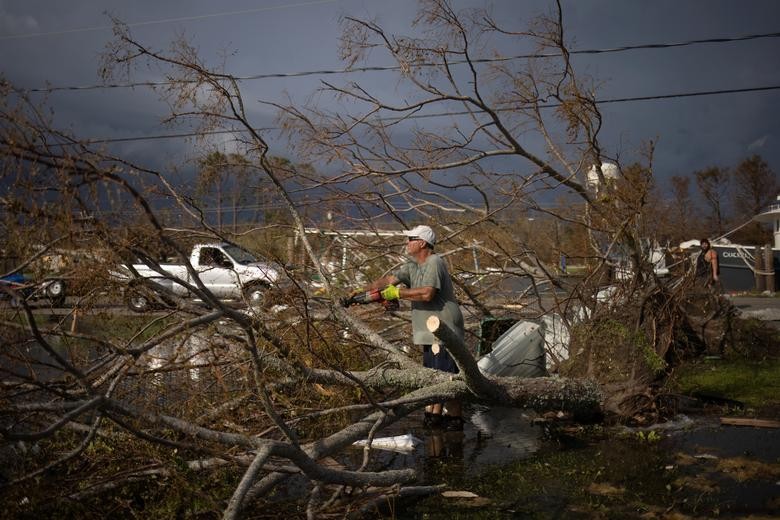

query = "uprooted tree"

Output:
[[0, 1, 765, 517]]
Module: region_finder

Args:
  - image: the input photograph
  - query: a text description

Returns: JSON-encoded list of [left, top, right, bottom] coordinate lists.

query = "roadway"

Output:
[[726, 295, 780, 328], [8, 293, 780, 328]]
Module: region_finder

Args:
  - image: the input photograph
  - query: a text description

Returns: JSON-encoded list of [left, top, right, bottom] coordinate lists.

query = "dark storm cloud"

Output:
[[1, 0, 779, 190], [562, 0, 780, 176]]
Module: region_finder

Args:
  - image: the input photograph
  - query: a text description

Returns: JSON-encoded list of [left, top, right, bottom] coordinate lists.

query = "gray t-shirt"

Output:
[[394, 254, 464, 345]]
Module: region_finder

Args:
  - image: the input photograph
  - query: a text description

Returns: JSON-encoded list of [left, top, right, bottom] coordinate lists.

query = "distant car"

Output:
[[0, 272, 66, 307]]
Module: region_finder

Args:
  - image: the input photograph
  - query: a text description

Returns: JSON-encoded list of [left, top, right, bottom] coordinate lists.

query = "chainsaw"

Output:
[[340, 288, 400, 311]]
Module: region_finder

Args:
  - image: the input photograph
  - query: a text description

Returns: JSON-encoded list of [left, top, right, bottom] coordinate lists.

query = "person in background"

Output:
[[357, 224, 465, 430], [696, 238, 720, 290]]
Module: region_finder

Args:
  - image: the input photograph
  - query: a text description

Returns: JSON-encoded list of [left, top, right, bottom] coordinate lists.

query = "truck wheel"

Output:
[[127, 294, 150, 313], [244, 283, 268, 307], [46, 280, 66, 307]]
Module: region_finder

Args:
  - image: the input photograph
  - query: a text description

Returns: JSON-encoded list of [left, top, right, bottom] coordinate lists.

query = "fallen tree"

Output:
[[0, 1, 773, 518]]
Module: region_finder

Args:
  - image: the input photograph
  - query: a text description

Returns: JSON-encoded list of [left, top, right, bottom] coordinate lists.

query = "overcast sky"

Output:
[[2, 0, 779, 196]]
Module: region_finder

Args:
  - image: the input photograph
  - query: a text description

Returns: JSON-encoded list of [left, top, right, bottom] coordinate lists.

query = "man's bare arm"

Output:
[[365, 275, 399, 292], [399, 286, 436, 302], [710, 252, 719, 281]]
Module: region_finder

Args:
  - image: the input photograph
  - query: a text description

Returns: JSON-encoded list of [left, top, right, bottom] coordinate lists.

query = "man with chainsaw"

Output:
[[356, 224, 465, 430]]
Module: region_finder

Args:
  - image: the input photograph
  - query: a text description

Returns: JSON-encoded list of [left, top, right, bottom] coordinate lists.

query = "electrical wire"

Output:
[[77, 127, 273, 145], [0, 0, 340, 41], [63, 83, 780, 146], [20, 31, 780, 94]]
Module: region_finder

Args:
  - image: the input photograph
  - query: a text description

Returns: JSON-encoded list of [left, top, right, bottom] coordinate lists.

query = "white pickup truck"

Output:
[[116, 243, 284, 312]]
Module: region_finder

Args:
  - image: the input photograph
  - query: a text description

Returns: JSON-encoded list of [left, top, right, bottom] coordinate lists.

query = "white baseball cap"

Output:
[[403, 225, 436, 246]]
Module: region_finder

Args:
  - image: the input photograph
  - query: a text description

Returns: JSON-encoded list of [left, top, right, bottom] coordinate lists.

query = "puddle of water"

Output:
[[662, 424, 780, 516], [391, 416, 780, 519], [677, 423, 780, 460], [345, 405, 543, 488]]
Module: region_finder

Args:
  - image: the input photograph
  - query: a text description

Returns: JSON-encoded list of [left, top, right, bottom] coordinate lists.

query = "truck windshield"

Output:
[[223, 245, 260, 265]]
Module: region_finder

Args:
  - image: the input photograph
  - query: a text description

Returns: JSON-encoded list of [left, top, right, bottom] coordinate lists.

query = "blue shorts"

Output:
[[422, 344, 459, 374]]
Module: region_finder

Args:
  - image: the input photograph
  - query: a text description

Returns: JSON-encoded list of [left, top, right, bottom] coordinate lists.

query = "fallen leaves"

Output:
[[716, 457, 780, 482]]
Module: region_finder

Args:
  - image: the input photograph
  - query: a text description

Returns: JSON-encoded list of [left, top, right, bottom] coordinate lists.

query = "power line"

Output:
[[22, 31, 780, 94], [407, 84, 780, 120], [0, 0, 339, 41], [78, 127, 273, 145], [588, 85, 780, 105], [65, 83, 780, 146], [568, 31, 780, 55]]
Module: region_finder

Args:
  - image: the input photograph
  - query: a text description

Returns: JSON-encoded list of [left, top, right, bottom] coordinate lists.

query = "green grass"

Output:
[[668, 358, 780, 409]]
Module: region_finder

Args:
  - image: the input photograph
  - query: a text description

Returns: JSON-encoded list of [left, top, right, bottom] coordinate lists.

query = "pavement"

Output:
[[726, 295, 780, 328], [11, 294, 780, 330]]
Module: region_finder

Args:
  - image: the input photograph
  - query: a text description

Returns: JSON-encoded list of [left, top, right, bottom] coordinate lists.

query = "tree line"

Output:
[[659, 154, 778, 245]]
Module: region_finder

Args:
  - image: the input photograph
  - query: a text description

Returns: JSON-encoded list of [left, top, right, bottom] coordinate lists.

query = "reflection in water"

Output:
[[465, 405, 541, 471], [362, 404, 543, 484], [425, 430, 464, 459], [409, 405, 543, 484]]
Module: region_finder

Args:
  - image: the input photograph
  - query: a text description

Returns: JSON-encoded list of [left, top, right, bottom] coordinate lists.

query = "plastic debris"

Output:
[[477, 321, 546, 377], [352, 433, 422, 453]]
